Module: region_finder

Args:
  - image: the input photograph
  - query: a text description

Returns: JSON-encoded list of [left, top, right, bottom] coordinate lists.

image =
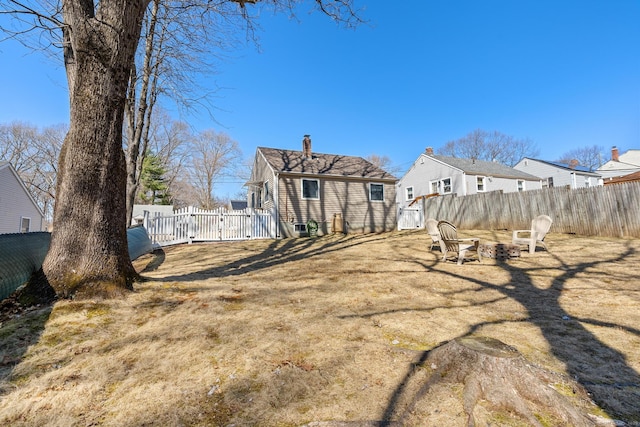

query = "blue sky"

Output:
[[1, 0, 639, 198]]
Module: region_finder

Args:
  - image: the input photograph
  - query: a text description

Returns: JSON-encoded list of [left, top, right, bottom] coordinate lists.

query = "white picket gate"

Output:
[[397, 207, 424, 230], [143, 206, 276, 246]]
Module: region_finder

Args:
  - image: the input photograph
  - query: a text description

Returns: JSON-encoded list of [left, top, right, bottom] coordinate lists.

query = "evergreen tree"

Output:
[[139, 151, 171, 205]]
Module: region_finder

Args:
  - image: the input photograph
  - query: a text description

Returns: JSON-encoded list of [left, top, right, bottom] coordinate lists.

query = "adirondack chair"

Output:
[[425, 218, 441, 252], [512, 215, 553, 254], [437, 220, 481, 265]]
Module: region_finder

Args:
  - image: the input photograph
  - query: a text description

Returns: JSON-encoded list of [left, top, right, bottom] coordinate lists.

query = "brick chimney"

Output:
[[425, 147, 434, 156], [569, 159, 579, 169], [302, 135, 312, 159], [611, 146, 619, 162]]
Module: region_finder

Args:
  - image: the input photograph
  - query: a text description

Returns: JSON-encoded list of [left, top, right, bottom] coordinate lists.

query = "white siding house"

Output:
[[0, 162, 45, 234], [597, 146, 640, 181], [514, 158, 603, 189], [396, 149, 542, 228]]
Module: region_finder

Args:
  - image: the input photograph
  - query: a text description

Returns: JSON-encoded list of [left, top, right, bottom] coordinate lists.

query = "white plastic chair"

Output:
[[512, 215, 553, 254]]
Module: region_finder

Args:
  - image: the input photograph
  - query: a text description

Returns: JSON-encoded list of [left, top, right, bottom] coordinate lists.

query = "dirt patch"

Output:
[[1, 230, 639, 426]]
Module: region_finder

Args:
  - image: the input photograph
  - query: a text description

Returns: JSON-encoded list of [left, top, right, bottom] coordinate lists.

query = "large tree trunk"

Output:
[[41, 0, 149, 299]]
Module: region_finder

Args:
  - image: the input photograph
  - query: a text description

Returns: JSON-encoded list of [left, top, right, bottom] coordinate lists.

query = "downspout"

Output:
[[274, 171, 280, 238], [462, 172, 467, 196]]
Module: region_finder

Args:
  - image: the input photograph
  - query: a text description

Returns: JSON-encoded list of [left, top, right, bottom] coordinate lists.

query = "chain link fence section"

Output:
[[1, 227, 155, 301], [0, 232, 50, 300]]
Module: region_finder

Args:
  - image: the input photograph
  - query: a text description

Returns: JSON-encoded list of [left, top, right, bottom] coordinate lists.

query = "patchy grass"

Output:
[[1, 230, 639, 426]]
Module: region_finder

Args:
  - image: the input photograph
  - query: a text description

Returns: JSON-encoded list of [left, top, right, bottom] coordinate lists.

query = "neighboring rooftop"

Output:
[[427, 154, 541, 181]]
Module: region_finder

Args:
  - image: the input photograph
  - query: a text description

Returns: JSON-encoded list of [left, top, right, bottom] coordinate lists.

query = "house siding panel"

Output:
[[0, 166, 44, 234], [278, 175, 396, 237]]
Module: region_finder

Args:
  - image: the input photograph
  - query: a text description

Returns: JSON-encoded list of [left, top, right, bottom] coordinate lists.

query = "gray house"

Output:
[[514, 158, 603, 189], [0, 161, 45, 233], [397, 148, 542, 206], [247, 136, 397, 237]]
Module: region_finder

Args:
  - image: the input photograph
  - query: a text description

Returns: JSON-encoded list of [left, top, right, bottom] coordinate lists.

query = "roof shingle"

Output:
[[258, 147, 396, 180]]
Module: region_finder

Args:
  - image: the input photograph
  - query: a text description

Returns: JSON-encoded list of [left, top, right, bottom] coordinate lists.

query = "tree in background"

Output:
[[190, 130, 241, 210], [556, 145, 604, 171], [439, 129, 539, 167], [138, 151, 171, 205], [123, 0, 239, 224], [366, 154, 403, 176], [0, 121, 64, 225], [0, 0, 362, 299]]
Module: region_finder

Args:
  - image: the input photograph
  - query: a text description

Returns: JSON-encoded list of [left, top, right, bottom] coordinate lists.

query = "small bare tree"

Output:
[[190, 129, 241, 210], [556, 145, 604, 171], [439, 129, 539, 167], [0, 121, 64, 224], [365, 153, 402, 176]]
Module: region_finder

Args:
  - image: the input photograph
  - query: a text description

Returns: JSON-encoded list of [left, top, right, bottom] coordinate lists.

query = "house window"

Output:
[[294, 223, 307, 232], [302, 179, 319, 199], [370, 183, 384, 201], [20, 217, 31, 233], [545, 177, 554, 188], [429, 178, 452, 194], [476, 176, 486, 192], [406, 186, 414, 201], [442, 178, 452, 194], [263, 182, 269, 203], [584, 177, 591, 188], [517, 180, 525, 192]]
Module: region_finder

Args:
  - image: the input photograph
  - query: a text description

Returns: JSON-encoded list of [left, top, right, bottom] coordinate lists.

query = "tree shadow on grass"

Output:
[[152, 233, 396, 283], [356, 244, 640, 424]]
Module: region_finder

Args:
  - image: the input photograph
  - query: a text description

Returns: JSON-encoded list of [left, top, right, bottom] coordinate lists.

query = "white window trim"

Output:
[[405, 186, 414, 201], [20, 216, 31, 233], [429, 178, 452, 195], [301, 178, 320, 200], [441, 177, 452, 194], [369, 183, 384, 202], [517, 180, 525, 192], [476, 176, 486, 192]]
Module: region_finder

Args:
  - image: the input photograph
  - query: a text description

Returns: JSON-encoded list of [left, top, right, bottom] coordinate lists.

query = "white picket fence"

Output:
[[143, 206, 277, 246]]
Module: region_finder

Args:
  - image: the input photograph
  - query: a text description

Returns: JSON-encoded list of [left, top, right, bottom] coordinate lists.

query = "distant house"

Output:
[[246, 136, 397, 237], [228, 200, 248, 211], [131, 204, 174, 226], [597, 146, 640, 182], [0, 161, 45, 234], [514, 158, 603, 189], [603, 170, 640, 185]]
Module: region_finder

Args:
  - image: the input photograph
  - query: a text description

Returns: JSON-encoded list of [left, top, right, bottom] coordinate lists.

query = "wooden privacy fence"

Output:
[[424, 181, 640, 238], [143, 206, 277, 246]]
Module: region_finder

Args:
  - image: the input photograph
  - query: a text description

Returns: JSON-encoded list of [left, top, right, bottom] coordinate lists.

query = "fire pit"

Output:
[[479, 242, 521, 260]]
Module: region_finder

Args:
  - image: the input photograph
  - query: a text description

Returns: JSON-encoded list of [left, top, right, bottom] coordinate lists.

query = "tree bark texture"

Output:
[[42, 0, 150, 298]]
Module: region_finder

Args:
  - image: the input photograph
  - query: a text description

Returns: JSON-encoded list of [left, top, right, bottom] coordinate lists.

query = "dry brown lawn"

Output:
[[1, 229, 639, 426]]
